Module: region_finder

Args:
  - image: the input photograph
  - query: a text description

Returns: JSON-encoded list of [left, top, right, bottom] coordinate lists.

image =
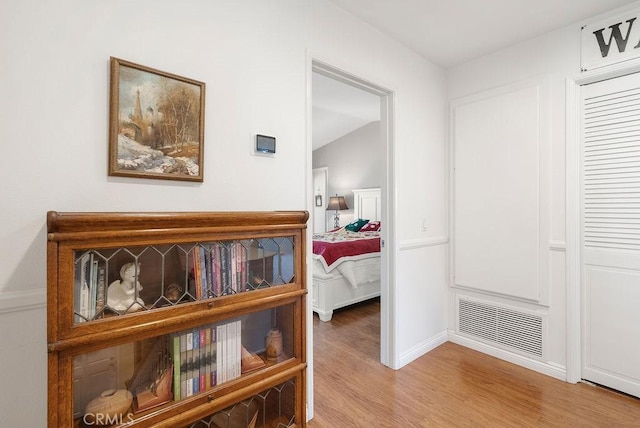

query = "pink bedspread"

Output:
[[312, 231, 380, 270]]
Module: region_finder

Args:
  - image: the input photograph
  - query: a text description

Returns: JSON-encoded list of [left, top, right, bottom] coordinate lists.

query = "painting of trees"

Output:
[[157, 79, 200, 153], [109, 57, 205, 182]]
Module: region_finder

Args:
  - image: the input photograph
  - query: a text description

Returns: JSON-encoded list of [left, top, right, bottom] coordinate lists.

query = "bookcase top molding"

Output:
[[47, 211, 309, 240]]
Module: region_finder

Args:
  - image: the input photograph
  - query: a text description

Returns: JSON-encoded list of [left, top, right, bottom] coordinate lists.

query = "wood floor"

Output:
[[309, 298, 640, 427]]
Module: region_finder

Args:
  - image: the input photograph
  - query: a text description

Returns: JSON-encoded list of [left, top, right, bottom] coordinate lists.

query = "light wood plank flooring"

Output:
[[309, 298, 640, 427]]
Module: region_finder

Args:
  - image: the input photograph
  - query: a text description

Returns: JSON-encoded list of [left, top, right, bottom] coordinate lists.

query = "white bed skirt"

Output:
[[311, 257, 381, 321]]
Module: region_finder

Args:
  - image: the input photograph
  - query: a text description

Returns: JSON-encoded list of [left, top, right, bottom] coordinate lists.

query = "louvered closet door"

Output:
[[582, 72, 640, 398]]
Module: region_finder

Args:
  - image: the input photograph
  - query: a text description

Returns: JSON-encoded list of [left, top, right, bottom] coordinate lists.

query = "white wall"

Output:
[[313, 121, 383, 227], [0, 0, 447, 425], [447, 19, 581, 375]]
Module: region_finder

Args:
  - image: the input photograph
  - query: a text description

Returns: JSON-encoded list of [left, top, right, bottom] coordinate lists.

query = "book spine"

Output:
[[234, 243, 241, 293], [199, 328, 206, 391], [180, 333, 187, 399], [220, 245, 229, 295], [188, 252, 197, 300], [218, 324, 226, 384], [226, 321, 232, 382], [215, 325, 222, 384], [199, 247, 207, 300], [193, 328, 200, 393], [209, 246, 217, 298], [231, 243, 237, 293], [213, 245, 222, 296], [89, 258, 98, 319], [203, 327, 210, 390], [194, 249, 202, 300], [94, 264, 106, 315], [79, 279, 89, 321], [211, 326, 217, 387], [241, 244, 248, 292], [186, 331, 194, 396], [203, 247, 212, 299], [78, 254, 91, 321], [172, 334, 181, 400], [186, 353, 193, 397], [234, 319, 241, 379]]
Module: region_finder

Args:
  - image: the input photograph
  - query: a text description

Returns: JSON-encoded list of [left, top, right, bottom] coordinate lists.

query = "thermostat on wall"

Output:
[[256, 134, 276, 154]]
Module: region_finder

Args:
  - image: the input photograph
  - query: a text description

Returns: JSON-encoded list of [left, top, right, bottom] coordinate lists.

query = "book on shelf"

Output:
[[220, 245, 230, 295], [77, 253, 91, 322], [214, 319, 244, 385], [202, 327, 210, 390], [187, 330, 195, 397], [199, 247, 209, 300], [192, 241, 252, 297], [179, 333, 188, 400], [193, 251, 202, 300], [171, 333, 181, 400], [193, 327, 201, 394], [211, 244, 222, 297], [168, 320, 250, 401], [230, 243, 238, 293], [210, 325, 217, 387], [227, 320, 234, 381], [94, 265, 106, 315], [186, 242, 253, 299], [234, 320, 242, 378], [216, 324, 225, 384], [89, 259, 98, 319], [203, 246, 213, 299], [240, 244, 248, 292]]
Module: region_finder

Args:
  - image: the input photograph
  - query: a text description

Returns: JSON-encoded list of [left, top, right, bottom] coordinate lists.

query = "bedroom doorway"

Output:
[[307, 58, 395, 419]]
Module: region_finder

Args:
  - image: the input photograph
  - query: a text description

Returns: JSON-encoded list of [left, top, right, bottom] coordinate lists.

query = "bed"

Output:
[[312, 188, 382, 321]]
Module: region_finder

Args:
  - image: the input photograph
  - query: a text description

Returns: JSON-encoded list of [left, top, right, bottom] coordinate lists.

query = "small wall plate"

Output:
[[255, 134, 276, 155]]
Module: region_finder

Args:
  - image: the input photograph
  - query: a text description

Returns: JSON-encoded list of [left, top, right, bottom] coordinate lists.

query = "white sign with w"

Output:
[[581, 8, 640, 71]]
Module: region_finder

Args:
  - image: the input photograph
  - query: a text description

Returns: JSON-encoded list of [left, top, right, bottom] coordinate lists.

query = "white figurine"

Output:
[[107, 262, 145, 312]]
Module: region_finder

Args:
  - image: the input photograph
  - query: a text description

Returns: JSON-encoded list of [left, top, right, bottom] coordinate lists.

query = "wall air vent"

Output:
[[458, 298, 543, 358]]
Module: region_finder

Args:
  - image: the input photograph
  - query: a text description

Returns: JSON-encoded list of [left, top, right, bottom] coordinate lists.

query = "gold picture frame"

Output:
[[109, 57, 205, 182]]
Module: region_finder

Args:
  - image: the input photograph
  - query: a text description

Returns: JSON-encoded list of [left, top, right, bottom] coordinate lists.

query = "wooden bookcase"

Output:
[[46, 211, 308, 428]]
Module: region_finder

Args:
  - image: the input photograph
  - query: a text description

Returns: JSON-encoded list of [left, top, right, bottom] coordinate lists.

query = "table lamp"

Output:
[[327, 195, 348, 229]]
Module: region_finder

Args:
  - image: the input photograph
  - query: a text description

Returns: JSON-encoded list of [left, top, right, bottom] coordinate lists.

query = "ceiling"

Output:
[[328, 0, 635, 68], [313, 0, 636, 150], [312, 72, 380, 150]]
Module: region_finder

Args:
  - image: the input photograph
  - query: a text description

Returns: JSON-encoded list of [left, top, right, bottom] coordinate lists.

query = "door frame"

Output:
[[566, 57, 640, 384], [305, 55, 396, 420]]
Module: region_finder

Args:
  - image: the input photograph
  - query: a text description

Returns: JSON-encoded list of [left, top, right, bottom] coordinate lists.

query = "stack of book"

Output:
[[74, 252, 106, 322], [170, 319, 243, 400], [191, 242, 249, 299]]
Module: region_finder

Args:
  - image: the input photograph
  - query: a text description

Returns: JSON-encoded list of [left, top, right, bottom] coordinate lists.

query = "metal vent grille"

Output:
[[458, 298, 543, 358]]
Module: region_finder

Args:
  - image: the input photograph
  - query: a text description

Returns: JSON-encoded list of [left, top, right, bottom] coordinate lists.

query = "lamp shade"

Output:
[[326, 196, 348, 211]]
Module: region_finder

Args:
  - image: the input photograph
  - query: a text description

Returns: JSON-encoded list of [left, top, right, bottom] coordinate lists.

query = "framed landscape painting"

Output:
[[109, 57, 206, 182]]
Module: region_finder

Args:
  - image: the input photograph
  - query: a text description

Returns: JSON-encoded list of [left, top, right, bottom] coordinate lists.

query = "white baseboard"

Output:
[[448, 332, 567, 381], [396, 330, 448, 369], [0, 288, 46, 315]]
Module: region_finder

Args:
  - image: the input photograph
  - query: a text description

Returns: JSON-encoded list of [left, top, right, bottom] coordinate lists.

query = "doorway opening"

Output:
[[306, 58, 395, 420]]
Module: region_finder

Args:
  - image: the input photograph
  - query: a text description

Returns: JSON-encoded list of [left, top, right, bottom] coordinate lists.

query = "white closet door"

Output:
[[582, 72, 640, 398]]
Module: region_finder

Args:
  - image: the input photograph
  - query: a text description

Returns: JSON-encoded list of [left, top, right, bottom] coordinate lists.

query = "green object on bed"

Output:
[[344, 218, 369, 232]]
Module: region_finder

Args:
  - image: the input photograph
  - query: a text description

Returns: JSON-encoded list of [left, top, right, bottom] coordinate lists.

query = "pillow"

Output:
[[359, 221, 380, 232], [344, 218, 369, 232]]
